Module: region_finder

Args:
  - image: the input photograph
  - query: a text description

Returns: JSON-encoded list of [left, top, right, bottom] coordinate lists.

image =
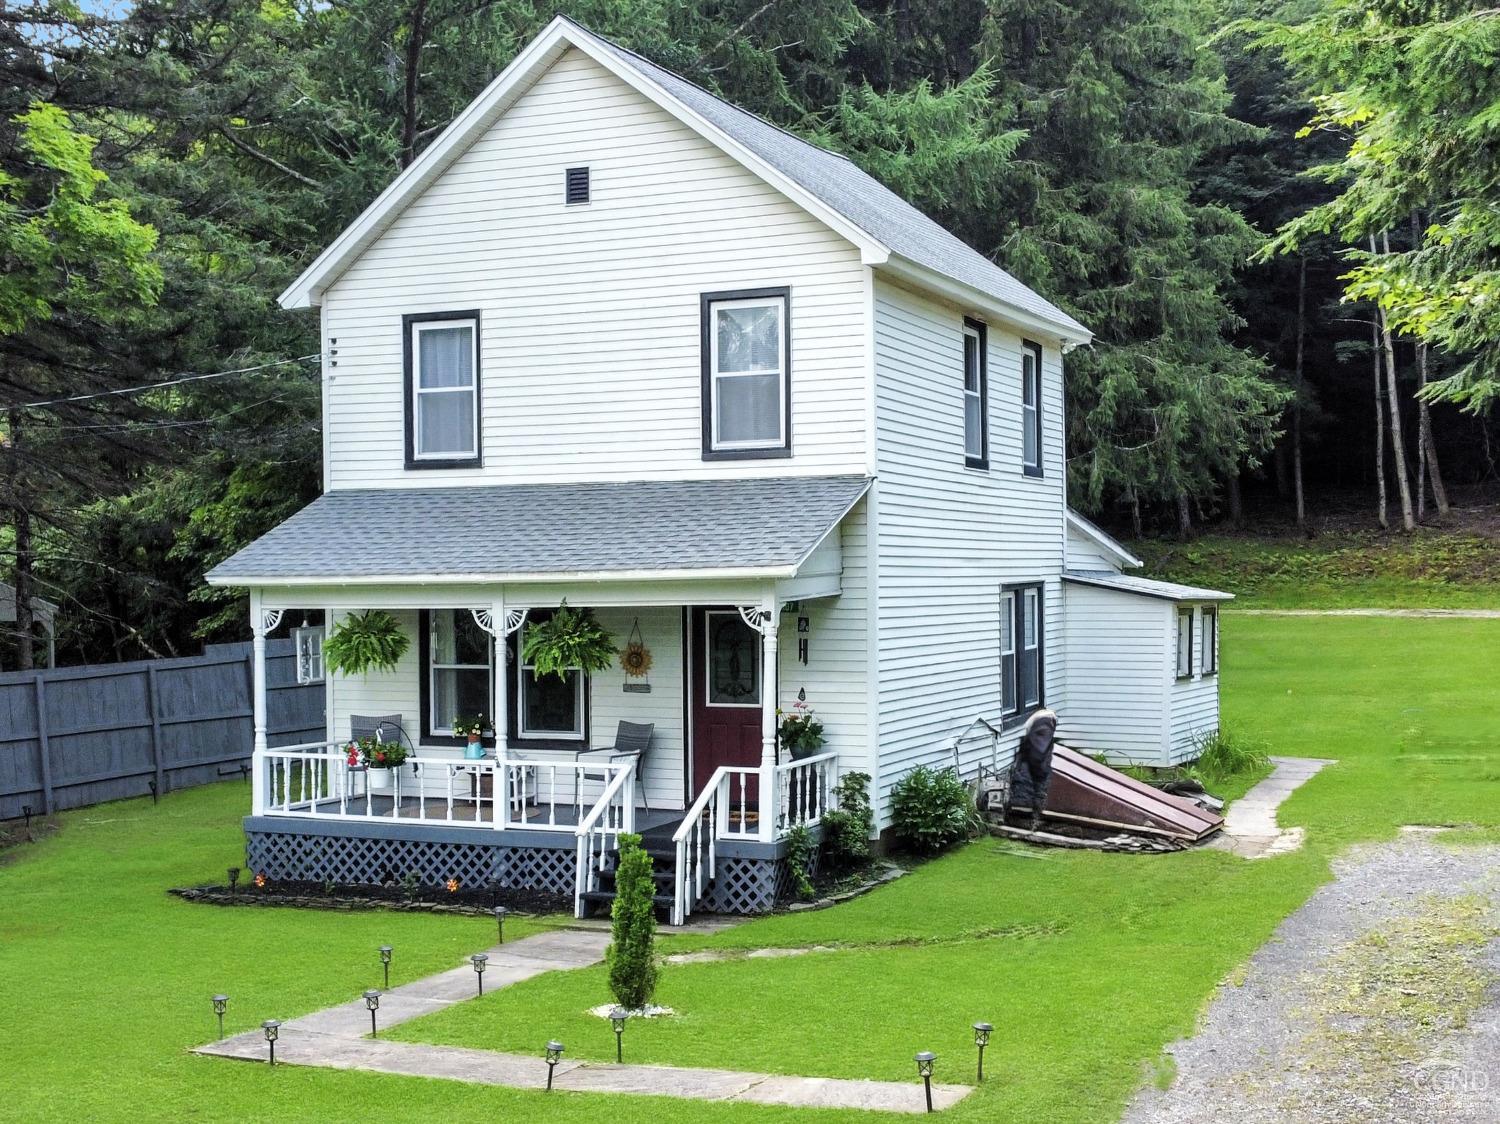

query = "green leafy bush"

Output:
[[820, 770, 873, 869], [324, 610, 409, 676], [1189, 727, 1271, 787], [784, 824, 817, 899], [606, 833, 658, 1010], [890, 766, 974, 855]]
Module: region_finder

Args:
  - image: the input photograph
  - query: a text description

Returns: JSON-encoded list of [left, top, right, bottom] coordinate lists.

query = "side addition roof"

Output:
[[205, 475, 871, 586], [1066, 509, 1142, 569], [1062, 570, 1234, 603], [277, 16, 1090, 346]]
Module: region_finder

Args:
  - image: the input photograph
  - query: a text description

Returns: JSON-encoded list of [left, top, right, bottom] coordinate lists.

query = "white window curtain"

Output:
[[964, 325, 985, 462], [428, 610, 492, 734], [1022, 346, 1040, 470], [711, 297, 785, 448], [413, 321, 476, 458]]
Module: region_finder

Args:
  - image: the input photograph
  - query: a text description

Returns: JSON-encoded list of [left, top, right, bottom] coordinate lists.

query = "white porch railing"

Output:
[[572, 758, 638, 918], [253, 742, 635, 833], [670, 752, 840, 926]]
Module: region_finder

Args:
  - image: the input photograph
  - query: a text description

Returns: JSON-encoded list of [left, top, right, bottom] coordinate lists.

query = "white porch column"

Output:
[[739, 599, 780, 842], [249, 590, 282, 816]]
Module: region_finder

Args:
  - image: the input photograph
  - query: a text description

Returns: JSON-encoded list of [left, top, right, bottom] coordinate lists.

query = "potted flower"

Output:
[[778, 699, 825, 761], [356, 735, 410, 790], [453, 713, 488, 759]]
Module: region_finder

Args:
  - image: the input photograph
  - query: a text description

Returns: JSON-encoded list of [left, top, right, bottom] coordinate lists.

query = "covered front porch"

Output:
[[212, 475, 869, 920]]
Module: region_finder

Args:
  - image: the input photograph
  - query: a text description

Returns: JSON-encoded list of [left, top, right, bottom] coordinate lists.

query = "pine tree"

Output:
[[606, 833, 659, 1011]]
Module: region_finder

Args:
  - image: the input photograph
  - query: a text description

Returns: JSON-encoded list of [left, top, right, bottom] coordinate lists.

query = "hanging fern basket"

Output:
[[324, 610, 410, 677], [521, 601, 617, 680]]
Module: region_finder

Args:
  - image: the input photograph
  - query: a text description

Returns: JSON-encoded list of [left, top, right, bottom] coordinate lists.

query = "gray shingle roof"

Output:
[[573, 20, 1089, 340], [1063, 570, 1235, 603], [206, 475, 870, 584]]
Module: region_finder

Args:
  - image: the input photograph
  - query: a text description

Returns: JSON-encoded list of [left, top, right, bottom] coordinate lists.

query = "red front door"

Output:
[[690, 607, 765, 800]]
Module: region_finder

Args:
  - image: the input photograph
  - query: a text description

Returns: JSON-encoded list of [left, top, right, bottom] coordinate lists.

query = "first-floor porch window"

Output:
[[424, 609, 493, 738], [517, 612, 585, 741]]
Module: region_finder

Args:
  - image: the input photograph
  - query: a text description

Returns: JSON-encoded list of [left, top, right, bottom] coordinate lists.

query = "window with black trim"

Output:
[[701, 288, 791, 459], [404, 312, 480, 468], [1201, 607, 1218, 675], [999, 590, 1016, 714], [421, 610, 493, 741], [1001, 583, 1044, 715], [1176, 608, 1194, 679], [1022, 340, 1043, 477], [516, 612, 585, 741], [963, 318, 988, 468]]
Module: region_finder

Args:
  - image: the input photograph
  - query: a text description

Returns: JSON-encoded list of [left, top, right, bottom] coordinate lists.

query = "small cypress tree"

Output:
[[606, 833, 658, 1010]]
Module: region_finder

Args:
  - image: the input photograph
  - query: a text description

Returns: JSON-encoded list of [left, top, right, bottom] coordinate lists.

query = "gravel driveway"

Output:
[[1124, 833, 1500, 1124]]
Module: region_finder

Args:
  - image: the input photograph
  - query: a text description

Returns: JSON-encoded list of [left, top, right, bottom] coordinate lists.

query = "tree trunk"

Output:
[[1226, 471, 1244, 530], [1372, 312, 1388, 530], [6, 408, 35, 670], [1130, 493, 1143, 539], [1175, 492, 1192, 539], [399, 0, 429, 170], [1293, 256, 1307, 530], [1412, 213, 1450, 516], [1376, 233, 1415, 531]]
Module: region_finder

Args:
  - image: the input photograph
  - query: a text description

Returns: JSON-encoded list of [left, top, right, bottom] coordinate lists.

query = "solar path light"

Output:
[[364, 990, 381, 1037], [914, 1051, 936, 1113], [212, 995, 229, 1040], [471, 953, 488, 996], [493, 905, 508, 945], [973, 1021, 993, 1083], [609, 1007, 629, 1063], [378, 944, 392, 989], [545, 1040, 565, 1090], [262, 1020, 282, 1066]]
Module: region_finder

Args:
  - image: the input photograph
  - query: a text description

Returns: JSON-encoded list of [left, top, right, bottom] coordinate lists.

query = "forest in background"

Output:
[[2, 0, 1497, 667]]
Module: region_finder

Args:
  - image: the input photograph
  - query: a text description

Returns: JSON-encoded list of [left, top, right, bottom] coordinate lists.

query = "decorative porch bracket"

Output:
[[470, 607, 527, 638]]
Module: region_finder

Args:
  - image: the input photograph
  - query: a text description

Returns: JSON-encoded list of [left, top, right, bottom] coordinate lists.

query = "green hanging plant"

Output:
[[521, 601, 617, 680], [323, 610, 410, 676]]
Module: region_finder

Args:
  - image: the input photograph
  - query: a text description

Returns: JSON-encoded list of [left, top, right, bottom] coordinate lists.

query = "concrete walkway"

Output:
[[196, 928, 970, 1113], [1210, 756, 1334, 859]]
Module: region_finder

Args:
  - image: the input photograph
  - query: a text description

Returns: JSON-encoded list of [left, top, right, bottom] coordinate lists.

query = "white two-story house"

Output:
[[207, 16, 1230, 922]]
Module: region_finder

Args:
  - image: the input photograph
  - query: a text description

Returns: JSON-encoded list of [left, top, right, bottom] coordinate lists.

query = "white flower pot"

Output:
[[367, 767, 394, 792]]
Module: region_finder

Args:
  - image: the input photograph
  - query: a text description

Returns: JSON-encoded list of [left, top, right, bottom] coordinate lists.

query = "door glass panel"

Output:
[[706, 612, 760, 705]]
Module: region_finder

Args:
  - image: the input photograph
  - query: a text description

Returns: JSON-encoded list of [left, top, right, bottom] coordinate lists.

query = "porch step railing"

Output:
[[572, 758, 638, 918], [670, 752, 840, 926]]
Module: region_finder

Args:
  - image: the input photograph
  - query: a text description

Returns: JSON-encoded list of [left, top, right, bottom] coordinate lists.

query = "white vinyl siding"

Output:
[[320, 48, 867, 489], [1061, 585, 1170, 765], [871, 277, 1066, 826], [410, 320, 478, 460]]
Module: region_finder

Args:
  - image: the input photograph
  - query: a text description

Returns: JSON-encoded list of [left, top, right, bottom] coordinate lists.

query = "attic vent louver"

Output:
[[565, 166, 590, 204]]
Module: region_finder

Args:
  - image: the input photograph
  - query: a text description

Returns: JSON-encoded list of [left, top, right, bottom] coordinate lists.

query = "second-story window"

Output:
[[963, 318, 988, 468], [405, 312, 480, 468], [1022, 339, 1043, 477], [701, 287, 791, 459]]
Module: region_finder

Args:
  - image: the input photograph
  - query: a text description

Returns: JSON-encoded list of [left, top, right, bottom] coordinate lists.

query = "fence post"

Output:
[[146, 664, 165, 800], [33, 675, 54, 815]]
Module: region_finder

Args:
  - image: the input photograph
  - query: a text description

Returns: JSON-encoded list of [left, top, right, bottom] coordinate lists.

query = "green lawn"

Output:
[[1133, 531, 1500, 608], [3, 615, 1498, 1121]]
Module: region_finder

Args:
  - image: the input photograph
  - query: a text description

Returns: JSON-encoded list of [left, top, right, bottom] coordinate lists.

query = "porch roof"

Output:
[[1062, 569, 1234, 603], [206, 475, 870, 585]]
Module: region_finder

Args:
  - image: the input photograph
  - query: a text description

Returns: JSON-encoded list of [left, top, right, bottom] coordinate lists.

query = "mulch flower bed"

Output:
[[784, 861, 907, 912], [171, 878, 568, 916]]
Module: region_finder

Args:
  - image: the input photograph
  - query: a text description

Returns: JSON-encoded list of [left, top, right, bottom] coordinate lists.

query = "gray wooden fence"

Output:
[[0, 638, 324, 821]]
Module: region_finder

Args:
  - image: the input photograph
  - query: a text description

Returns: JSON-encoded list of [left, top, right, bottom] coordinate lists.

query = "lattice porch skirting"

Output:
[[244, 822, 799, 915], [244, 828, 576, 894]]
